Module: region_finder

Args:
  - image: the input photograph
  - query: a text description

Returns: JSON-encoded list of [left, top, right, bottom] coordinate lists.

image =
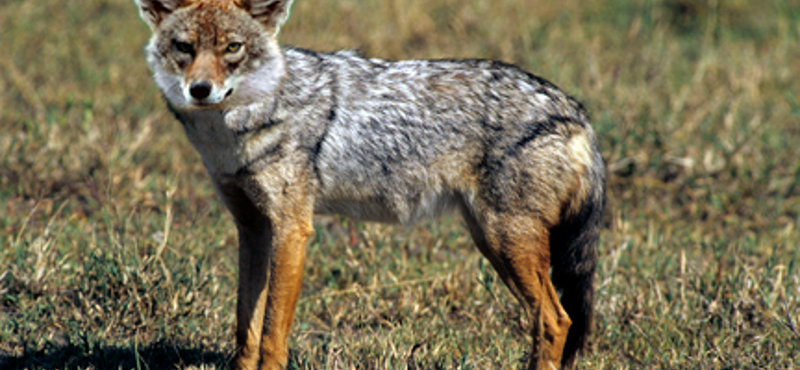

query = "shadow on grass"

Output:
[[0, 340, 230, 370]]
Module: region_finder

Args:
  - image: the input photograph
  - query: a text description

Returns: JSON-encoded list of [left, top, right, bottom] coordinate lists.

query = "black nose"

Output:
[[189, 81, 212, 100]]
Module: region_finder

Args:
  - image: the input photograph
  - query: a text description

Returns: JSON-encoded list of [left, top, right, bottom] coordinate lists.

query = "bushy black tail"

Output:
[[549, 163, 605, 368]]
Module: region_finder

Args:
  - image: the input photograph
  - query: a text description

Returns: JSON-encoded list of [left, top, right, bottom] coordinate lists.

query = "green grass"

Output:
[[2, 0, 799, 368]]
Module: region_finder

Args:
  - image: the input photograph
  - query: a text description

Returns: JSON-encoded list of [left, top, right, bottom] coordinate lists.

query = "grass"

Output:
[[1, 0, 799, 368]]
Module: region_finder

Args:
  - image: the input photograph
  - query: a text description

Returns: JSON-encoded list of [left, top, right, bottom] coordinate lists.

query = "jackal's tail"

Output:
[[550, 155, 605, 368]]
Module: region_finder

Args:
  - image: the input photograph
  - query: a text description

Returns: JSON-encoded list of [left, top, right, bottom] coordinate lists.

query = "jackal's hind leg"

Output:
[[460, 207, 571, 370]]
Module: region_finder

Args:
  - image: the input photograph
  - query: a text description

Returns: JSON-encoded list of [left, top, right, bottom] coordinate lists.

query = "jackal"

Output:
[[134, 0, 605, 369]]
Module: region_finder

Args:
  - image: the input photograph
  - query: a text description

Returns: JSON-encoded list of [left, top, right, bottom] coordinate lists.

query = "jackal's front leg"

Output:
[[235, 222, 311, 370], [255, 219, 311, 370], [235, 221, 273, 370], [216, 179, 313, 370]]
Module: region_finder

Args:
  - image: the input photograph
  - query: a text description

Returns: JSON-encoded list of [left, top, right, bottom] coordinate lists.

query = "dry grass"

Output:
[[1, 0, 799, 369]]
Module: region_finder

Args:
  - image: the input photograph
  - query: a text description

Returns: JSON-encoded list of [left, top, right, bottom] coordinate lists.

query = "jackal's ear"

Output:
[[238, 0, 295, 33], [134, 0, 187, 30]]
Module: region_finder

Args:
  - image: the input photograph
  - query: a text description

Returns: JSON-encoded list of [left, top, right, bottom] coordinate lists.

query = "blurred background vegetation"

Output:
[[1, 0, 799, 368]]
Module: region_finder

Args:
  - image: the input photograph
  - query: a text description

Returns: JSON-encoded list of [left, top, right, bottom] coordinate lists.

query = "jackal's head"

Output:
[[135, 0, 294, 109]]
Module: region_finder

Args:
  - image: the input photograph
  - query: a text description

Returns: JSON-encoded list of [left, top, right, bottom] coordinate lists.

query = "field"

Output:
[[1, 0, 799, 368]]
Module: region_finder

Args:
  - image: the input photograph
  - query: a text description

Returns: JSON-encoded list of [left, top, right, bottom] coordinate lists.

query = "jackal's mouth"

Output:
[[184, 88, 235, 109], [188, 97, 214, 106]]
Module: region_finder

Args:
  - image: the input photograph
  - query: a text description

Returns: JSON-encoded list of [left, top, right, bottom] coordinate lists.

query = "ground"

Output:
[[1, 0, 799, 368]]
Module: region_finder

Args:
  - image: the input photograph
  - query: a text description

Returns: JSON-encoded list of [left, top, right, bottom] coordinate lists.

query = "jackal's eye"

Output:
[[173, 40, 194, 55], [225, 42, 243, 54]]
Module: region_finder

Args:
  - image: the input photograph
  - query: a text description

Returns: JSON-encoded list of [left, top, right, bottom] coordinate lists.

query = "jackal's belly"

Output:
[[314, 185, 460, 224]]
